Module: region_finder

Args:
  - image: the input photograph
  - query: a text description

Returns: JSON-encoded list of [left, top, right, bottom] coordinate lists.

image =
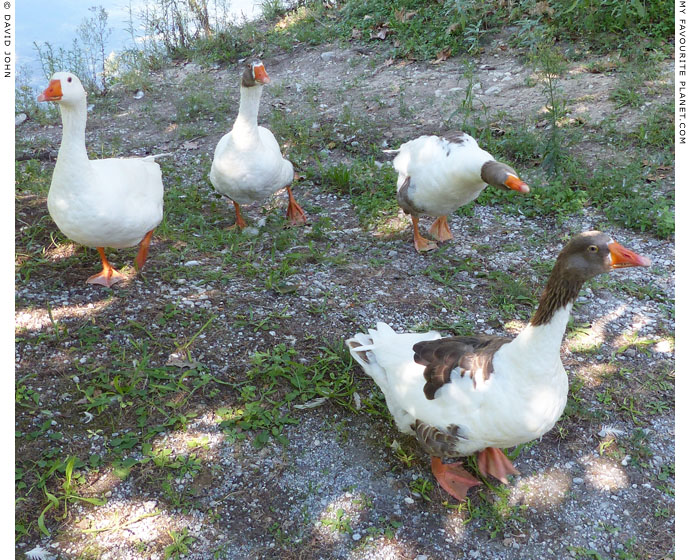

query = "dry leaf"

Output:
[[446, 22, 461, 34], [431, 47, 452, 64], [531, 1, 555, 17], [351, 28, 362, 40], [394, 8, 417, 22], [370, 26, 392, 40], [167, 356, 203, 369], [182, 140, 199, 150]]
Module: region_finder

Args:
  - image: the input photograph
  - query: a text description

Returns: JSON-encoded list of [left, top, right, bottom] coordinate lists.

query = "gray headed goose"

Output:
[[210, 59, 306, 228], [388, 132, 530, 252], [347, 231, 651, 501], [38, 72, 164, 287]]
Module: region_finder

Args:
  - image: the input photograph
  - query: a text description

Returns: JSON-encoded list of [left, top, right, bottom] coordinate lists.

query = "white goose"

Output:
[[347, 231, 651, 501], [388, 132, 530, 252], [210, 60, 306, 228], [37, 72, 164, 287]]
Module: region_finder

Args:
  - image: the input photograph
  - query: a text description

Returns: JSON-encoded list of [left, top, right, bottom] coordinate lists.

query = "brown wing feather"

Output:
[[413, 335, 512, 400], [413, 420, 465, 458], [440, 131, 467, 146]]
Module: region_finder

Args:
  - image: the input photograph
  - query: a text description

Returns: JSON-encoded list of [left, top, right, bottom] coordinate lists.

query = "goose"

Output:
[[387, 132, 530, 252], [210, 60, 306, 228], [346, 231, 651, 501], [37, 72, 165, 287]]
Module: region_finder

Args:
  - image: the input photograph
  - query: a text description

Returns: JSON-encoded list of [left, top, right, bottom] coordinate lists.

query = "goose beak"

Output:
[[37, 79, 63, 102], [253, 64, 270, 85], [504, 174, 530, 193], [608, 241, 652, 268]]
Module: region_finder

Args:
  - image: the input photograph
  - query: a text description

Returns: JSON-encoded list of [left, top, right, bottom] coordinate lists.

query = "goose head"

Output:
[[241, 59, 270, 87], [480, 161, 530, 193], [531, 231, 651, 326], [37, 72, 86, 106], [557, 231, 651, 282]]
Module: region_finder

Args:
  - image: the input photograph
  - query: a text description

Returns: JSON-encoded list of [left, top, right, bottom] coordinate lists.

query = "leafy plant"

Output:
[[37, 456, 106, 536]]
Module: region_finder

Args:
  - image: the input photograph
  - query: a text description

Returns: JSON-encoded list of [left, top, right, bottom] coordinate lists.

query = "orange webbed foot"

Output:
[[86, 248, 126, 287], [412, 216, 437, 252], [431, 456, 481, 502], [285, 186, 307, 226], [477, 447, 520, 484], [429, 215, 453, 242]]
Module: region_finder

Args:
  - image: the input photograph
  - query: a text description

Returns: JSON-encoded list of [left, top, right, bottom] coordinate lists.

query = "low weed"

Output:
[[216, 341, 358, 448]]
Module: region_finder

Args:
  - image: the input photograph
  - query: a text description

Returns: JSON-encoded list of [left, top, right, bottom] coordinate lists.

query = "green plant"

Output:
[[164, 527, 195, 559], [321, 507, 352, 534], [530, 42, 569, 174], [78, 6, 113, 93], [37, 456, 107, 536], [410, 476, 433, 501]]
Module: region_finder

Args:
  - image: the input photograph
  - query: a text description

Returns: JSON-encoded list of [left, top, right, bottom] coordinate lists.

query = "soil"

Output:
[[15, 31, 674, 560]]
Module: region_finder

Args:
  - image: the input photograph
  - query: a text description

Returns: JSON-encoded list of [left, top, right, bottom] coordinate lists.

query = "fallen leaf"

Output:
[[167, 356, 203, 369], [294, 397, 328, 410], [182, 140, 199, 150], [431, 47, 452, 64], [394, 8, 417, 22], [370, 27, 391, 40], [351, 28, 362, 40], [446, 22, 461, 34]]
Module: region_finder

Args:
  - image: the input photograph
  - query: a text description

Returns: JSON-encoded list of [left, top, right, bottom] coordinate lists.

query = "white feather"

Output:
[[25, 545, 55, 560]]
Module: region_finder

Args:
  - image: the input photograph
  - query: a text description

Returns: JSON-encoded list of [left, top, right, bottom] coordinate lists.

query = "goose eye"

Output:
[[67, 77, 72, 83], [588, 245, 599, 253]]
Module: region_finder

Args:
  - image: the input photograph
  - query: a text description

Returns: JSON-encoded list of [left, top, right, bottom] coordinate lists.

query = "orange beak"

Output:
[[504, 174, 530, 193], [37, 79, 63, 102], [608, 241, 651, 269], [253, 64, 270, 85]]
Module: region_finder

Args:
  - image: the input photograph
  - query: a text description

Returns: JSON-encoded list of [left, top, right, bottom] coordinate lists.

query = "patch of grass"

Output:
[[317, 158, 398, 228], [545, 0, 673, 51], [216, 341, 359, 448], [174, 73, 228, 123], [485, 270, 537, 320], [467, 485, 528, 539]]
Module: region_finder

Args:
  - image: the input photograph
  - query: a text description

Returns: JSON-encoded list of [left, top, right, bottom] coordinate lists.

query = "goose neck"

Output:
[[56, 99, 89, 163], [233, 84, 263, 134]]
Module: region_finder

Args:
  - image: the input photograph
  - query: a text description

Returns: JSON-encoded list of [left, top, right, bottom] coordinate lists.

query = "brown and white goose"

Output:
[[346, 231, 650, 501], [388, 132, 530, 252], [210, 60, 306, 228]]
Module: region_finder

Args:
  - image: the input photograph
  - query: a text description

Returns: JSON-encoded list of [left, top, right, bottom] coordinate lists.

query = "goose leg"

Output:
[[87, 247, 126, 287], [429, 215, 453, 242], [476, 447, 520, 484], [232, 201, 248, 229], [431, 456, 481, 501], [412, 216, 437, 252], [285, 186, 307, 226], [134, 229, 155, 271]]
